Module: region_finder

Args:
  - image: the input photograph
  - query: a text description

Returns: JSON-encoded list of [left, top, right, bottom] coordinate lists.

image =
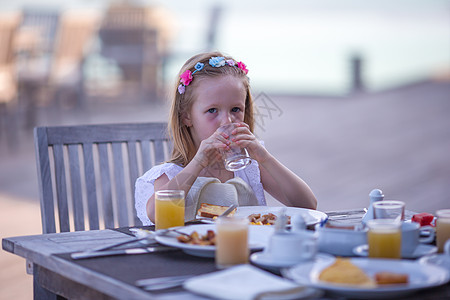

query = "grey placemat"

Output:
[[56, 249, 217, 295]]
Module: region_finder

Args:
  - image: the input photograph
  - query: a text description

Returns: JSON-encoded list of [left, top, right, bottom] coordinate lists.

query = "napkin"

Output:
[[183, 264, 302, 300]]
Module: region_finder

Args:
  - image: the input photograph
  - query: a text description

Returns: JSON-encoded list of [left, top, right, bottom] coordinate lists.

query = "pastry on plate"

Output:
[[318, 258, 376, 287]]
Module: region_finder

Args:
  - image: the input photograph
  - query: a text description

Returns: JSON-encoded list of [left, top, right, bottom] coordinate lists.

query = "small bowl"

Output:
[[315, 223, 367, 256]]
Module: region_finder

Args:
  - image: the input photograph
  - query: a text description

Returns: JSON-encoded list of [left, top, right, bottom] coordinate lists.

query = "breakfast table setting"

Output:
[[3, 192, 450, 299]]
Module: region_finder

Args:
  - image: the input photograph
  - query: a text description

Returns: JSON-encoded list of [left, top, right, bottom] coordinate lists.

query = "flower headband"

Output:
[[178, 56, 249, 94]]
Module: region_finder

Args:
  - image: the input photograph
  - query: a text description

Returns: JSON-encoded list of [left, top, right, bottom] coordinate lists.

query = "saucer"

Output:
[[353, 244, 438, 259], [250, 252, 334, 272], [419, 253, 450, 271]]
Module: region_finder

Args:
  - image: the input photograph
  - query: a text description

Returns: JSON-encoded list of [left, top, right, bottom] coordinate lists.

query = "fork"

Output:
[[155, 228, 191, 237]]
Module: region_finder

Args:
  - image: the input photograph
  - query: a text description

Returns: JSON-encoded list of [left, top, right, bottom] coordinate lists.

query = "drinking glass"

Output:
[[217, 124, 251, 172], [215, 216, 249, 269], [436, 209, 450, 253], [373, 200, 405, 221], [368, 200, 405, 259], [367, 219, 402, 259], [155, 190, 185, 230]]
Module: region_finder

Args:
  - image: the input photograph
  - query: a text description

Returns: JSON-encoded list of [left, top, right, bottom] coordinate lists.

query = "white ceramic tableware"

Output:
[[419, 240, 450, 271], [234, 206, 327, 226], [401, 222, 435, 256], [250, 252, 334, 272], [352, 222, 437, 259], [155, 224, 274, 257], [315, 223, 367, 256], [266, 231, 317, 263], [283, 258, 450, 299]]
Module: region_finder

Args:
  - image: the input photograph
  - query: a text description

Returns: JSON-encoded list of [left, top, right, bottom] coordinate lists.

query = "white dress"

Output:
[[135, 160, 266, 225]]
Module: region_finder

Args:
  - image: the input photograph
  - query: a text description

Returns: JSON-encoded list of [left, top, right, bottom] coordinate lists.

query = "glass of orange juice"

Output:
[[367, 219, 402, 259], [215, 216, 249, 269], [436, 209, 450, 253], [155, 190, 185, 230]]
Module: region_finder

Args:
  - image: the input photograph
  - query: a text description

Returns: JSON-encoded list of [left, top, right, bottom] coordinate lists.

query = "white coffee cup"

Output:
[[265, 231, 316, 263], [401, 222, 435, 256]]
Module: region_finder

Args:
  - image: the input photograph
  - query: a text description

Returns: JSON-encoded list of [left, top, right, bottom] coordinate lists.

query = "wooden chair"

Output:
[[49, 11, 100, 108], [0, 13, 20, 104], [98, 3, 161, 102], [34, 122, 170, 233], [0, 13, 21, 150], [14, 9, 59, 129]]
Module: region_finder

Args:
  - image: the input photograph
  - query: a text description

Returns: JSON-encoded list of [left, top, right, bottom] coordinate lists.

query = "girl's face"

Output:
[[184, 75, 246, 148]]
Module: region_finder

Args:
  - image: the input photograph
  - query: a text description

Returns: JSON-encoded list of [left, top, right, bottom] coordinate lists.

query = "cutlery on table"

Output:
[[196, 204, 238, 224], [155, 228, 192, 237], [71, 246, 177, 259], [136, 275, 194, 291], [89, 231, 156, 253], [89, 236, 154, 252], [219, 204, 238, 217], [253, 286, 308, 300]]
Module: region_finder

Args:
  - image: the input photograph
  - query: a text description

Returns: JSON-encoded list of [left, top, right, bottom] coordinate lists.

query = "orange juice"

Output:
[[368, 229, 401, 258], [436, 209, 450, 253], [367, 219, 401, 259], [155, 190, 185, 230], [216, 217, 248, 268]]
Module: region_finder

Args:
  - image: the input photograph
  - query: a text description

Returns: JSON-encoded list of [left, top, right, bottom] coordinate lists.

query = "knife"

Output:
[[71, 246, 177, 259], [195, 204, 238, 223]]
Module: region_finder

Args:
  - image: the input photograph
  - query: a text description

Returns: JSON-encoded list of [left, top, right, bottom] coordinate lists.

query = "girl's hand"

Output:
[[231, 123, 270, 163], [192, 129, 231, 168]]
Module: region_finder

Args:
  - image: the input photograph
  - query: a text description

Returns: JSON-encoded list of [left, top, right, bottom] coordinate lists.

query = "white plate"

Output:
[[419, 253, 450, 271], [250, 252, 334, 272], [353, 244, 437, 259], [283, 257, 449, 298], [234, 206, 327, 226], [155, 224, 274, 258]]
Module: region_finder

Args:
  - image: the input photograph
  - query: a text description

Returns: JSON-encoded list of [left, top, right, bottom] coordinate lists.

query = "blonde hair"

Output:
[[168, 51, 254, 167]]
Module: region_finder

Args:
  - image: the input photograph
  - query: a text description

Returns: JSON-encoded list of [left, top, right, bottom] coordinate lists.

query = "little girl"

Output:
[[135, 51, 317, 225]]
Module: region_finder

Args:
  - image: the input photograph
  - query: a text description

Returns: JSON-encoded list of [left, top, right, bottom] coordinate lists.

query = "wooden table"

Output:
[[2, 209, 449, 299]]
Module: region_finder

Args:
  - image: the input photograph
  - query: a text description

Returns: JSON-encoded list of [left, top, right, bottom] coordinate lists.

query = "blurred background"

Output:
[[1, 0, 449, 298]]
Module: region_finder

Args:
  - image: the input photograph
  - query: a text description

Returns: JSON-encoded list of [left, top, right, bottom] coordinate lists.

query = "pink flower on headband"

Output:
[[226, 59, 235, 66], [180, 70, 193, 86], [237, 61, 248, 74]]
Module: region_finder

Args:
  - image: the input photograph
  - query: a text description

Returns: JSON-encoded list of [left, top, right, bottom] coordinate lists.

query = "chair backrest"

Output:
[[34, 122, 170, 233], [0, 13, 20, 67], [0, 13, 20, 105], [21, 8, 60, 54], [52, 11, 99, 66]]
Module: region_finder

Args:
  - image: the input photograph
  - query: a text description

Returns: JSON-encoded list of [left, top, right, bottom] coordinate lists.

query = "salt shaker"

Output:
[[361, 189, 384, 225]]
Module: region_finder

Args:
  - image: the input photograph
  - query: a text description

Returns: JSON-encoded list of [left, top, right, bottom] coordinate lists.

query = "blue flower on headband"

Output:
[[209, 56, 226, 67], [194, 62, 204, 71]]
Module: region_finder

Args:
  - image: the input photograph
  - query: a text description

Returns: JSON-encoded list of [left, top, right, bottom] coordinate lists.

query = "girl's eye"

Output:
[[231, 107, 241, 113], [207, 108, 217, 113]]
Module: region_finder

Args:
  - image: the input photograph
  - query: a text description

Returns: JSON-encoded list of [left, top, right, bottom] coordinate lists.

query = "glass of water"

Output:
[[217, 123, 251, 171]]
